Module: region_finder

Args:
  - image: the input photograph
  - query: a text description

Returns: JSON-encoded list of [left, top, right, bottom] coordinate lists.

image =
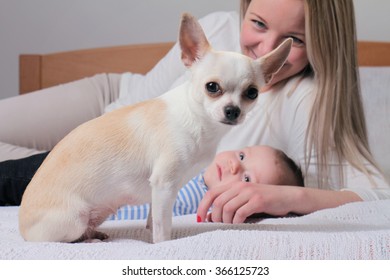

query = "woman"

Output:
[[197, 0, 390, 223], [1, 0, 389, 219]]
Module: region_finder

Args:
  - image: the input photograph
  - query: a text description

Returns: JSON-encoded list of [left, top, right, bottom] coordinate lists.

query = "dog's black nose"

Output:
[[224, 105, 241, 121]]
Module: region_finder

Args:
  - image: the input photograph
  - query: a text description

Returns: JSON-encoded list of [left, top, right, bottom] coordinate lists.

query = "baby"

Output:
[[110, 145, 303, 220]]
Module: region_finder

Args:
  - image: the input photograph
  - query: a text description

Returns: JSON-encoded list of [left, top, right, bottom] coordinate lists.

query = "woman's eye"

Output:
[[243, 174, 251, 182], [252, 20, 266, 29], [289, 36, 305, 46], [239, 152, 245, 161]]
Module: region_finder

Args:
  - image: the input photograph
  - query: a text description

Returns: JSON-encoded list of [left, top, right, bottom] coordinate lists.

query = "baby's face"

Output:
[[204, 146, 284, 189]]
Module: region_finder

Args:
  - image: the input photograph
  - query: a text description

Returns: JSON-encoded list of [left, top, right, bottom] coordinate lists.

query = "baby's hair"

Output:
[[277, 150, 304, 187]]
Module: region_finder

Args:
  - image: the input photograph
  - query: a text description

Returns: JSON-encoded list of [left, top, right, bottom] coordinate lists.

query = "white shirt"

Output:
[[106, 11, 390, 201]]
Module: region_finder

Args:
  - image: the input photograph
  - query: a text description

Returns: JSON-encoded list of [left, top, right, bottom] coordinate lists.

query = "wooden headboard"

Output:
[[19, 42, 174, 94], [19, 41, 390, 94]]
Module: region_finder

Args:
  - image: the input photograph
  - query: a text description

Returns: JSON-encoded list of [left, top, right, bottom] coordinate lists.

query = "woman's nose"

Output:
[[255, 37, 280, 57]]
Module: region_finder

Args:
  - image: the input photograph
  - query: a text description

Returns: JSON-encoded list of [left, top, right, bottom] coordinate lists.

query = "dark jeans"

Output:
[[0, 152, 49, 206]]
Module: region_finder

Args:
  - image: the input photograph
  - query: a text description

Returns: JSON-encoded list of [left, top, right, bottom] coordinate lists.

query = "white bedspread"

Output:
[[1, 200, 390, 260]]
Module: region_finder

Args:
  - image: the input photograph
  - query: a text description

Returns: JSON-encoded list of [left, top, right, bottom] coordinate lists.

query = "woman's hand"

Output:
[[197, 181, 303, 223]]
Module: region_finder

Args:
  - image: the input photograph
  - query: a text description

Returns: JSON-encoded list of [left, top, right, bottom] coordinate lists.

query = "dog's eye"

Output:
[[245, 87, 258, 100], [206, 82, 221, 94]]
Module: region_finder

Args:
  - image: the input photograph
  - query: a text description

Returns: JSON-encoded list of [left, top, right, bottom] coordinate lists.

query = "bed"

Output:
[[1, 41, 389, 260]]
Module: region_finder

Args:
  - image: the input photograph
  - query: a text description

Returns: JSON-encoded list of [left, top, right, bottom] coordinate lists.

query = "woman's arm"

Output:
[[0, 74, 120, 152]]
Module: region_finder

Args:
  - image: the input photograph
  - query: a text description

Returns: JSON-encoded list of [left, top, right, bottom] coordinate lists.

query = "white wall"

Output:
[[354, 0, 390, 41], [0, 0, 238, 100], [0, 0, 389, 100]]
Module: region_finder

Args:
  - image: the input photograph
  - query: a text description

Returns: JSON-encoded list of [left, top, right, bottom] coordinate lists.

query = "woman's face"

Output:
[[240, 0, 308, 89]]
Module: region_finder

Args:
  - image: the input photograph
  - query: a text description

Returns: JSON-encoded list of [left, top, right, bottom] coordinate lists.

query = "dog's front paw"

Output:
[[153, 235, 171, 243], [152, 225, 171, 243]]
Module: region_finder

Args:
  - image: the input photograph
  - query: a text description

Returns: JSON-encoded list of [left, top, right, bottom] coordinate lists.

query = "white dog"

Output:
[[19, 13, 292, 243]]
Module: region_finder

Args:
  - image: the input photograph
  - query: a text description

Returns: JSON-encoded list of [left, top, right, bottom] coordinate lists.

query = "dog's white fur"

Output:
[[19, 13, 292, 243]]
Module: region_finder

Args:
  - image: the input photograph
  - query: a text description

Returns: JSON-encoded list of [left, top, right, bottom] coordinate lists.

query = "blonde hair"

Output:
[[240, 0, 379, 187]]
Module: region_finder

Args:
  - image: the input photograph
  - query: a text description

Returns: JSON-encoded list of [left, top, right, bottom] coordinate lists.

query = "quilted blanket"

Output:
[[1, 200, 389, 260]]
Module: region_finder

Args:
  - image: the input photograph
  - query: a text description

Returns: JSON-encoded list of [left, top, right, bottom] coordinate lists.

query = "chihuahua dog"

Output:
[[19, 13, 292, 243]]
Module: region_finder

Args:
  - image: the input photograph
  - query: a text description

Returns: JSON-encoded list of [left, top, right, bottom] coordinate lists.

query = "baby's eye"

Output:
[[243, 174, 251, 182], [239, 152, 245, 161]]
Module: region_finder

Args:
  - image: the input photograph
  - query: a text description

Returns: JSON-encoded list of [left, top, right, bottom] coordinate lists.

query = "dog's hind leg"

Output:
[[22, 210, 89, 242], [71, 208, 111, 242]]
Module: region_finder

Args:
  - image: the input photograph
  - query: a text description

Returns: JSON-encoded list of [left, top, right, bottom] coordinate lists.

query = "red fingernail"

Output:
[[197, 215, 202, 223]]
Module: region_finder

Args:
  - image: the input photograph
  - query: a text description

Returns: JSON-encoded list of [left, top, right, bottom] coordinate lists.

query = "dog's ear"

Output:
[[258, 38, 293, 84], [179, 13, 211, 67]]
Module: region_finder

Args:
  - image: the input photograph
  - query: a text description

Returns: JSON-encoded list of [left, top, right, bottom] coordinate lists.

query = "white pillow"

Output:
[[359, 67, 390, 182], [0, 141, 45, 161]]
